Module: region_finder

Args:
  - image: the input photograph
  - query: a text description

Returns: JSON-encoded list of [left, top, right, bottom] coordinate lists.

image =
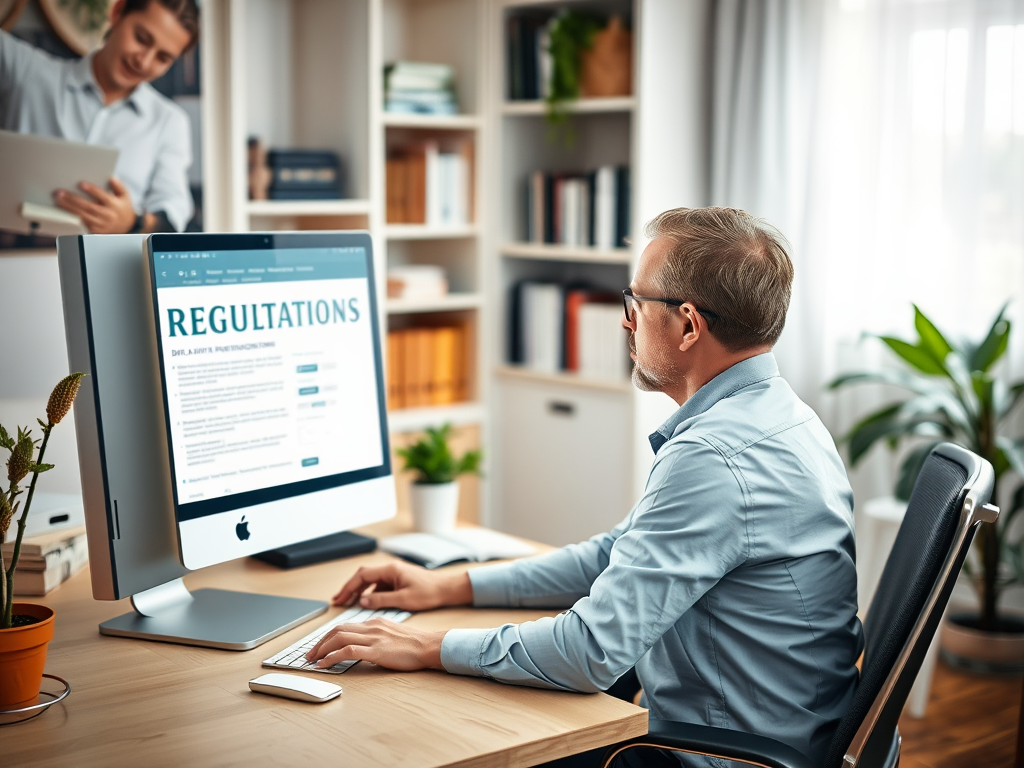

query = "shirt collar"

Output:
[[67, 52, 150, 115], [648, 352, 781, 454]]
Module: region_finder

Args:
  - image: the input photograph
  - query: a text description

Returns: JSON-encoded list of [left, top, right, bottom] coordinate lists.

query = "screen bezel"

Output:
[[147, 231, 391, 525]]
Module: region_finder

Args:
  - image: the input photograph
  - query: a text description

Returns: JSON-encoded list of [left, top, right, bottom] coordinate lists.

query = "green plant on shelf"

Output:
[[60, 0, 110, 32], [397, 423, 482, 485], [545, 10, 601, 145], [828, 304, 1024, 632]]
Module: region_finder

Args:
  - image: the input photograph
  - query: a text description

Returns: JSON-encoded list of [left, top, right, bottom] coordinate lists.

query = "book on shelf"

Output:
[[384, 61, 457, 115], [386, 141, 473, 226], [387, 322, 471, 411], [381, 529, 536, 569], [264, 149, 343, 200], [509, 281, 629, 382], [506, 13, 555, 101], [2, 525, 89, 596], [524, 166, 630, 249], [387, 264, 448, 300]]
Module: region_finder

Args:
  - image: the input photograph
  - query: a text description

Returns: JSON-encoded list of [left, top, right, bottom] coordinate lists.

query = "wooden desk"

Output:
[[6, 528, 647, 767]]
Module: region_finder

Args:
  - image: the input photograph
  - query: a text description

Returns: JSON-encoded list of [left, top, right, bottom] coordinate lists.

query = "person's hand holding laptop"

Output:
[[0, 129, 124, 236]]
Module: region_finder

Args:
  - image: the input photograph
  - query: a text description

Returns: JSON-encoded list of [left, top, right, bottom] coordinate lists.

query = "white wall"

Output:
[[0, 253, 83, 495]]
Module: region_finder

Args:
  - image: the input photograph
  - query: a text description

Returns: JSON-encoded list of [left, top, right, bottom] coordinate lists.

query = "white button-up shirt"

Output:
[[1, 30, 193, 231]]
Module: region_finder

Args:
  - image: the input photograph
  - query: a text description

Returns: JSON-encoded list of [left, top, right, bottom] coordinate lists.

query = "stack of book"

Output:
[[509, 282, 628, 382], [506, 14, 554, 100], [265, 149, 343, 200], [387, 265, 448, 300], [387, 324, 472, 409], [386, 141, 473, 226], [384, 61, 457, 115], [2, 525, 88, 596], [524, 166, 630, 249]]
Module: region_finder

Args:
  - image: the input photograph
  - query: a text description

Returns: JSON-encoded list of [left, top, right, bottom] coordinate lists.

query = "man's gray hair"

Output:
[[644, 207, 794, 352]]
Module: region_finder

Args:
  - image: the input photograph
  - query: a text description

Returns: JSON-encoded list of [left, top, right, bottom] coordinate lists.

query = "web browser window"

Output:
[[150, 243, 385, 518]]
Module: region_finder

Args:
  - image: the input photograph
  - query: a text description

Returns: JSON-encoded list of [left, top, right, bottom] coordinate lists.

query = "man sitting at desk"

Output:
[[308, 207, 863, 767], [0, 0, 198, 234]]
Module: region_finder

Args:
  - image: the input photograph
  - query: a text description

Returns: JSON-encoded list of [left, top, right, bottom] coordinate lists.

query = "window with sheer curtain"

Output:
[[809, 0, 1024, 499], [711, 0, 1024, 500]]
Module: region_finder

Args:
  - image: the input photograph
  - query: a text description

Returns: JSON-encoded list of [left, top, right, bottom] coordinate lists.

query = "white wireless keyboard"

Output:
[[262, 606, 411, 675]]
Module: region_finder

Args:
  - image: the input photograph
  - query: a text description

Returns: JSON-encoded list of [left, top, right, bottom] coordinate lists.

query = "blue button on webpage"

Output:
[[301, 457, 319, 467], [296, 364, 318, 373], [298, 386, 319, 395]]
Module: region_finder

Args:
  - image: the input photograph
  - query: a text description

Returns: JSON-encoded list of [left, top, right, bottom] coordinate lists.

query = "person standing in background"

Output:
[[0, 0, 199, 234]]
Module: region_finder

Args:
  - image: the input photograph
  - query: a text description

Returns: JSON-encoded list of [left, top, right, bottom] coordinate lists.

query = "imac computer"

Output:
[[57, 231, 396, 649]]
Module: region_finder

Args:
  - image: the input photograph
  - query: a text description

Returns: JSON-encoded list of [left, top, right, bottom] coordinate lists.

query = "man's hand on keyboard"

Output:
[[332, 561, 472, 611], [305, 617, 446, 672]]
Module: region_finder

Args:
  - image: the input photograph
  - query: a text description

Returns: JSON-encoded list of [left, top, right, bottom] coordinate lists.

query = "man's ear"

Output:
[[677, 304, 701, 352]]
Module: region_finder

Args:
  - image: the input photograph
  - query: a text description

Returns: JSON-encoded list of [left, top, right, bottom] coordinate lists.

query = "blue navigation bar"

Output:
[[152, 247, 368, 289]]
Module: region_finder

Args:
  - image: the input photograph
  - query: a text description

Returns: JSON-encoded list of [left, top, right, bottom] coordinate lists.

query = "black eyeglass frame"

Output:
[[622, 288, 717, 324]]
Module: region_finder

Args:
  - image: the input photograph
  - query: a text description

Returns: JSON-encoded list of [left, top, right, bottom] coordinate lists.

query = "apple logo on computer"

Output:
[[236, 516, 250, 541]]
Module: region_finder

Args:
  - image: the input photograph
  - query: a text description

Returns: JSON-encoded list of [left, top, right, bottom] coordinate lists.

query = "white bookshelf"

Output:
[[386, 292, 483, 314], [382, 113, 483, 130], [500, 242, 632, 264], [245, 199, 373, 217], [387, 401, 486, 433], [486, 0, 711, 546], [385, 224, 480, 240], [201, 0, 490, 523], [501, 96, 637, 116]]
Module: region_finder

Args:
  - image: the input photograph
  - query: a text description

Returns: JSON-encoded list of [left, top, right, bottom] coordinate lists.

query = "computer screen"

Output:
[[58, 232, 396, 649], [148, 233, 392, 570]]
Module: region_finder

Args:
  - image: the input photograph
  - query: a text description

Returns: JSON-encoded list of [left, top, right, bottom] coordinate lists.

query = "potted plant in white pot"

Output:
[[397, 424, 482, 535], [0, 373, 84, 708], [829, 305, 1024, 671]]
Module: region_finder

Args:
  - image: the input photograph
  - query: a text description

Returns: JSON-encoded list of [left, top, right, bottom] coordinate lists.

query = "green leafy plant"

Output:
[[60, 0, 110, 32], [829, 305, 1024, 632], [544, 10, 601, 142], [1, 374, 85, 629], [396, 423, 482, 485]]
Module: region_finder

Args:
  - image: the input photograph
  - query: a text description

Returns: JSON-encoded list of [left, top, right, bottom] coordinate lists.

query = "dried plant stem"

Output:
[[3, 425, 51, 628]]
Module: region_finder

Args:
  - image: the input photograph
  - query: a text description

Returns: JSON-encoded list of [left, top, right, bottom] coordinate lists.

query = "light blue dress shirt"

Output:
[[0, 31, 193, 231], [442, 353, 863, 766]]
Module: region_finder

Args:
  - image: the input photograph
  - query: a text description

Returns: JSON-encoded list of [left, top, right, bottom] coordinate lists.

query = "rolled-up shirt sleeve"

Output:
[[441, 439, 749, 692], [144, 108, 193, 232]]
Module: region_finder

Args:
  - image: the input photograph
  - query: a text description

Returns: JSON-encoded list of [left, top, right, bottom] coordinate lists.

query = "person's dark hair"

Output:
[[121, 0, 200, 51], [644, 207, 794, 352]]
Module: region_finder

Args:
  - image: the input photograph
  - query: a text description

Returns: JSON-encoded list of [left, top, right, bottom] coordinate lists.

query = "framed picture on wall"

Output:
[[0, 0, 28, 30], [38, 0, 110, 56]]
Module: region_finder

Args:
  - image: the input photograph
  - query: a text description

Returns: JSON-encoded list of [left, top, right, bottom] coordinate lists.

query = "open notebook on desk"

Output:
[[381, 528, 537, 569]]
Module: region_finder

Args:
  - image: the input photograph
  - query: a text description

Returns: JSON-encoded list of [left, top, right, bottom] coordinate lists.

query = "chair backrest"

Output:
[[824, 442, 997, 768]]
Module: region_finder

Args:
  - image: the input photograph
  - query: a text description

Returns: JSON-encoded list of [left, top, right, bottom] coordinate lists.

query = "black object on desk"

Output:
[[252, 531, 377, 569]]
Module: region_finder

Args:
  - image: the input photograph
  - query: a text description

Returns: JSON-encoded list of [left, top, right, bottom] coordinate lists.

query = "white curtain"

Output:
[[712, 0, 1024, 504]]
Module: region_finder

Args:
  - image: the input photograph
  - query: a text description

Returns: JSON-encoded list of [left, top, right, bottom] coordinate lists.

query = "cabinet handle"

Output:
[[548, 401, 575, 416]]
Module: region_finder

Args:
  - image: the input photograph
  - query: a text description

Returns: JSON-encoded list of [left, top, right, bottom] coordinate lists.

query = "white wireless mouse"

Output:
[[249, 673, 342, 703]]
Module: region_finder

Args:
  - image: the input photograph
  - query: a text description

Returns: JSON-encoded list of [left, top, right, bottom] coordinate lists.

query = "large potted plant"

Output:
[[0, 373, 83, 708], [398, 423, 482, 535], [829, 305, 1024, 670]]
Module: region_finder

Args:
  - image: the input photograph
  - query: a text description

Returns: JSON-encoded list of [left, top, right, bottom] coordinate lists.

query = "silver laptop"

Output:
[[0, 129, 118, 236]]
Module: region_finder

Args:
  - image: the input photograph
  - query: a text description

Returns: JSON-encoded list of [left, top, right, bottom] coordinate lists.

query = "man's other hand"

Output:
[[54, 177, 137, 234], [305, 618, 447, 672], [332, 561, 472, 611]]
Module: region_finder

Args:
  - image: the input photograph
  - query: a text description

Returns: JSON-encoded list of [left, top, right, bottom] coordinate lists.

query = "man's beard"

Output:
[[628, 333, 668, 392]]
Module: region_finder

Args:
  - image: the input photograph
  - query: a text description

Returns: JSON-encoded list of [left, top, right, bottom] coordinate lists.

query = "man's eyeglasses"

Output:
[[622, 288, 717, 324]]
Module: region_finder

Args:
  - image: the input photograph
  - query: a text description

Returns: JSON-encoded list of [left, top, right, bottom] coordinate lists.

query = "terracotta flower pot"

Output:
[[0, 603, 55, 709], [940, 612, 1024, 674]]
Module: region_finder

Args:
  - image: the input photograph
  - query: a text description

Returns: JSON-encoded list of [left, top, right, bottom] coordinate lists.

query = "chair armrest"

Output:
[[602, 720, 816, 768]]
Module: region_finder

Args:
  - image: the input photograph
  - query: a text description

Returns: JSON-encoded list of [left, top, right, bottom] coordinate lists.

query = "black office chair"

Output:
[[601, 442, 999, 768]]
